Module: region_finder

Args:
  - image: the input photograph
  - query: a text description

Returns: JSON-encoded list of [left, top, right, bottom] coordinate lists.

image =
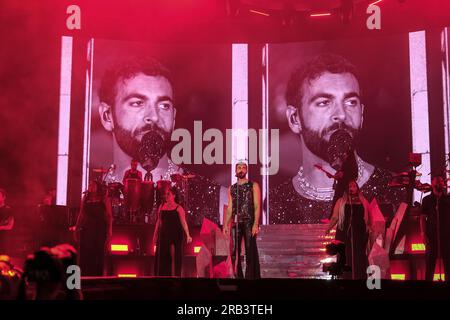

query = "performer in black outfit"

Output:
[[0, 188, 14, 255], [223, 162, 261, 279], [420, 176, 450, 282], [153, 186, 192, 277], [326, 180, 370, 279], [71, 181, 112, 276]]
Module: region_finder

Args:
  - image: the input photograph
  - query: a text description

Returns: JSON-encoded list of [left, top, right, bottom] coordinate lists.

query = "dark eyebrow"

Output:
[[121, 93, 174, 104], [343, 92, 361, 100], [121, 93, 148, 103], [156, 95, 174, 104], [309, 93, 334, 103], [309, 92, 360, 103]]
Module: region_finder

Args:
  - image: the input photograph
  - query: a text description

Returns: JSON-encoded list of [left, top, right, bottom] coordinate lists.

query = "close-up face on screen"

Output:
[[2, 0, 450, 310], [267, 35, 412, 225]]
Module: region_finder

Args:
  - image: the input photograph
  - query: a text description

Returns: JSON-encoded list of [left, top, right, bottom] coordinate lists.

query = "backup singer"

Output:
[[223, 162, 261, 279], [71, 181, 112, 276], [153, 186, 192, 277], [420, 176, 450, 281], [326, 180, 370, 279]]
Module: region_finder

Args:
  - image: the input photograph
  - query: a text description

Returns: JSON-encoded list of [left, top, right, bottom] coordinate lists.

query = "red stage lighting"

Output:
[[310, 12, 332, 17], [369, 0, 383, 6], [249, 9, 270, 17]]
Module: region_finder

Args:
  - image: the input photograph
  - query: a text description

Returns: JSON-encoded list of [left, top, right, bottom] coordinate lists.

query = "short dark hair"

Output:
[[235, 162, 248, 170], [285, 53, 361, 110], [99, 56, 173, 107], [0, 188, 6, 198]]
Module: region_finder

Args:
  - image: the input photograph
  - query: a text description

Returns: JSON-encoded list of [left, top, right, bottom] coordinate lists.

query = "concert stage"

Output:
[[81, 277, 450, 300]]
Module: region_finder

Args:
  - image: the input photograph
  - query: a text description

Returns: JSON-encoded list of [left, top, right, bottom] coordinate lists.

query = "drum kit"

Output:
[[91, 167, 195, 224]]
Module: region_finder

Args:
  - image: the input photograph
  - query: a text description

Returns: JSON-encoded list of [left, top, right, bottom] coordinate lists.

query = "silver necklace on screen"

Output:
[[295, 157, 364, 201]]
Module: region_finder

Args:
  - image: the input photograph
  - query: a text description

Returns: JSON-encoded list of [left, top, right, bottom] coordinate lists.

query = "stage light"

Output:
[[411, 243, 426, 252], [391, 274, 406, 280], [117, 274, 137, 278], [369, 0, 383, 6], [249, 9, 270, 17], [310, 12, 332, 17], [433, 274, 445, 281], [194, 246, 202, 254], [111, 244, 129, 252]]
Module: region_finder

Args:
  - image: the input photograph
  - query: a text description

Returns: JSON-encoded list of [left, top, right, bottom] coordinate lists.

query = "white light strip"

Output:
[[261, 44, 269, 225], [56, 36, 73, 205], [231, 44, 249, 185], [409, 31, 431, 201], [82, 39, 95, 196], [441, 28, 450, 186]]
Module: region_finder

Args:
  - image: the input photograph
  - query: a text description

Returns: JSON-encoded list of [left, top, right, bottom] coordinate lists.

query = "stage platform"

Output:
[[80, 277, 450, 300]]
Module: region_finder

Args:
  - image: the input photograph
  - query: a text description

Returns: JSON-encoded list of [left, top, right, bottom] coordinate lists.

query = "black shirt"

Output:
[[230, 181, 255, 224], [122, 169, 143, 184], [421, 193, 450, 242]]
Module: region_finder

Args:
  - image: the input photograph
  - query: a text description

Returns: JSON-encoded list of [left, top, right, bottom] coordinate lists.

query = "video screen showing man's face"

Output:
[[268, 35, 413, 225], [298, 71, 362, 162], [101, 72, 175, 162], [87, 40, 232, 226], [89, 39, 231, 186]]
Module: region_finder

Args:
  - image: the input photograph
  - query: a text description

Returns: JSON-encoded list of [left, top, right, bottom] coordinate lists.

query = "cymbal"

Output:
[[92, 168, 107, 173]]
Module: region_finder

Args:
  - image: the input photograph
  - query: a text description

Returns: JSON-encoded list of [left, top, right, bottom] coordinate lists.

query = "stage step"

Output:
[[256, 224, 332, 279]]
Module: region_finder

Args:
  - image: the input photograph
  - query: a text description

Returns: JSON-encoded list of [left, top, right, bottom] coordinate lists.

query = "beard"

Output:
[[113, 122, 171, 162], [236, 171, 246, 179], [300, 119, 360, 163]]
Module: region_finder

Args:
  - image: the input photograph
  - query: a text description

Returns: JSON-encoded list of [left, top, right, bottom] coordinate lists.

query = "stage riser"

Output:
[[257, 224, 329, 279]]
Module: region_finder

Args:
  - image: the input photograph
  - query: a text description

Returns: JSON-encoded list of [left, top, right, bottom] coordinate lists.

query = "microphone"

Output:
[[327, 129, 354, 171], [138, 131, 168, 173]]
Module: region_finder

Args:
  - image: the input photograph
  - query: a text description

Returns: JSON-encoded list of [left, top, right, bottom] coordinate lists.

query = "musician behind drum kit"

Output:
[[103, 164, 120, 184], [122, 159, 143, 185]]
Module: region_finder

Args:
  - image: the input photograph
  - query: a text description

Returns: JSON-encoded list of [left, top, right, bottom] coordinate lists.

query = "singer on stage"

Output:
[[420, 176, 450, 282], [326, 180, 370, 279], [153, 186, 192, 277], [223, 162, 261, 279], [71, 181, 112, 276]]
